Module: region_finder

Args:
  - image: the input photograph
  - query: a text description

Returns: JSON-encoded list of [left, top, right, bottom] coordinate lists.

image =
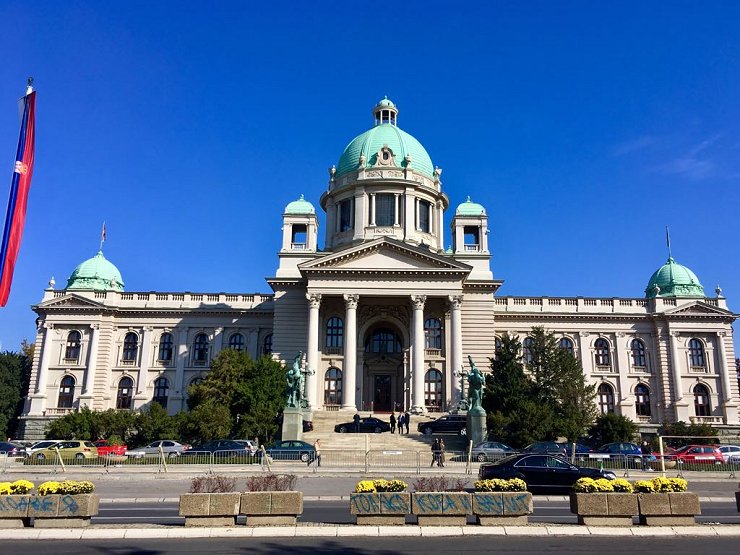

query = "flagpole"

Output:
[[99, 221, 106, 252], [665, 225, 672, 259]]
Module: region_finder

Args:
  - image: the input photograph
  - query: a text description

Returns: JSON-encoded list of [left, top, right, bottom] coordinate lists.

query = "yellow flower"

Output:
[[611, 479, 633, 493]]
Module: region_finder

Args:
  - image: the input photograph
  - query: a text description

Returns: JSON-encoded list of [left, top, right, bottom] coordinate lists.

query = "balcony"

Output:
[[689, 416, 724, 425], [45, 407, 76, 417], [425, 348, 442, 358]]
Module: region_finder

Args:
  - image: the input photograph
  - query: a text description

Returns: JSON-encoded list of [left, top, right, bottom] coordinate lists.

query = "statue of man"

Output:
[[466, 355, 485, 413], [285, 351, 303, 408]]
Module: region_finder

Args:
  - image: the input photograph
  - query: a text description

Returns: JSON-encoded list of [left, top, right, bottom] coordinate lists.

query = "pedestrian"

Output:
[[641, 440, 652, 471], [353, 413, 360, 433], [313, 439, 321, 467], [404, 410, 410, 434], [398, 412, 405, 433], [389, 412, 396, 434], [430, 438, 440, 467], [438, 439, 446, 467]]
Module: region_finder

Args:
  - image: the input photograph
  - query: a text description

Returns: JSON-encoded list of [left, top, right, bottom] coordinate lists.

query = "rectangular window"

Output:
[[375, 194, 395, 226], [419, 200, 431, 233], [291, 224, 307, 249], [464, 226, 479, 251], [339, 199, 353, 232]]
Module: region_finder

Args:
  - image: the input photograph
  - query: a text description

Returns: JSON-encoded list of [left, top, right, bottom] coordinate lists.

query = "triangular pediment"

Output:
[[664, 300, 735, 317], [36, 293, 107, 310], [300, 238, 471, 273]]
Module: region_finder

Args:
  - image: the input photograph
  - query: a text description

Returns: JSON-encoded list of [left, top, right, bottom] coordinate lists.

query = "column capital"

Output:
[[717, 330, 727, 338], [307, 292, 322, 308], [43, 322, 55, 330], [143, 326, 154, 333], [344, 294, 359, 309], [448, 295, 463, 309], [578, 331, 589, 338], [411, 295, 427, 310], [89, 323, 100, 331]]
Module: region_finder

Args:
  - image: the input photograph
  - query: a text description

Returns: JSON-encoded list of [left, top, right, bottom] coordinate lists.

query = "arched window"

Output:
[[365, 328, 402, 354], [324, 367, 342, 405], [228, 333, 245, 351], [631, 339, 646, 367], [116, 377, 134, 410], [597, 383, 614, 414], [65, 331, 81, 361], [694, 384, 711, 416], [57, 375, 75, 408], [688, 338, 705, 368], [153, 377, 169, 408], [594, 338, 611, 367], [522, 337, 534, 364], [424, 318, 442, 349], [192, 333, 209, 363], [158, 332, 173, 362], [635, 384, 651, 417], [122, 332, 139, 362], [325, 317, 343, 349], [263, 334, 273, 355], [424, 369, 443, 408], [559, 337, 574, 356]]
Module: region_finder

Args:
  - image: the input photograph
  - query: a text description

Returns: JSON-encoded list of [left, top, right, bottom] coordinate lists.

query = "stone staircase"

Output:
[[302, 411, 469, 453]]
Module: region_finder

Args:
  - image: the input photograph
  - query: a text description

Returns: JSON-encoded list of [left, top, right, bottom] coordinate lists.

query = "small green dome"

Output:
[[66, 251, 124, 292], [376, 97, 396, 108], [645, 257, 705, 298], [285, 194, 315, 215], [455, 196, 486, 216]]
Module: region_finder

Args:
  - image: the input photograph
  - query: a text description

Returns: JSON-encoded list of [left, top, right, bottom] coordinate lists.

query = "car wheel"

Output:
[[374, 426, 382, 433], [422, 426, 433, 436], [168, 452, 179, 459], [459, 427, 467, 437], [75, 453, 85, 460], [476, 453, 487, 462], [338, 426, 347, 433], [36, 453, 46, 460], [300, 452, 309, 462]]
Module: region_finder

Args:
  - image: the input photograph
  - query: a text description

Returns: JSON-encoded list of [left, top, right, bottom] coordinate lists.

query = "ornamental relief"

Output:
[[358, 304, 410, 327]]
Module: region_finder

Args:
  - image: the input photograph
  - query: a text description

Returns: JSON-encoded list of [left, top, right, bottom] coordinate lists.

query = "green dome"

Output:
[[285, 194, 315, 215], [645, 257, 705, 298], [455, 196, 486, 216], [376, 97, 396, 108], [336, 124, 435, 178], [66, 251, 124, 292]]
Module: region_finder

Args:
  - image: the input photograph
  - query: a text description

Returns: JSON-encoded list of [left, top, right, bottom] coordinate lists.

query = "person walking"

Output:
[[438, 439, 446, 468], [313, 439, 321, 467], [430, 438, 440, 467], [404, 410, 410, 434], [353, 413, 360, 433], [641, 440, 653, 471], [389, 412, 396, 434], [398, 412, 405, 434]]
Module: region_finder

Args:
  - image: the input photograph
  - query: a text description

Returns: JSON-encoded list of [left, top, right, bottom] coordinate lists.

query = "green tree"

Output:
[[132, 402, 178, 446], [588, 413, 638, 445], [177, 400, 231, 445], [45, 408, 137, 443], [0, 349, 32, 439], [658, 421, 718, 448]]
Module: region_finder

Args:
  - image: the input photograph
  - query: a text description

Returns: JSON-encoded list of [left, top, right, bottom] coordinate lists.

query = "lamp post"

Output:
[[454, 365, 469, 412], [300, 353, 314, 410]]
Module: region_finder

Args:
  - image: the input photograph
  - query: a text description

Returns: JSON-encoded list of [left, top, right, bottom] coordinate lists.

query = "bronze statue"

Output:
[[467, 355, 485, 414], [285, 351, 303, 408]]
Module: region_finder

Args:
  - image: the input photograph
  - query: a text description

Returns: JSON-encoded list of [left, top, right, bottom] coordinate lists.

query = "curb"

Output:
[[4, 525, 740, 540]]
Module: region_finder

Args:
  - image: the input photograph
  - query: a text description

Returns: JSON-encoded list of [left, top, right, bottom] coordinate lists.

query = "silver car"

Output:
[[718, 444, 740, 463], [127, 440, 191, 459], [470, 441, 515, 462], [25, 440, 61, 456]]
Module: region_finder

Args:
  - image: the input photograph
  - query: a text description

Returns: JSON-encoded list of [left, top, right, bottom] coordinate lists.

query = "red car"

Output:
[[670, 444, 723, 465], [93, 439, 127, 457]]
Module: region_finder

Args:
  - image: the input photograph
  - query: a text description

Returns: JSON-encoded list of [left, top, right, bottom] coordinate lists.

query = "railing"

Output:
[[689, 416, 724, 424], [425, 348, 442, 357], [44, 407, 77, 416]]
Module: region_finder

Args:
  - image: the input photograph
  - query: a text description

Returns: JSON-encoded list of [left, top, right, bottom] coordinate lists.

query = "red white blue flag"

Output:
[[0, 89, 36, 306]]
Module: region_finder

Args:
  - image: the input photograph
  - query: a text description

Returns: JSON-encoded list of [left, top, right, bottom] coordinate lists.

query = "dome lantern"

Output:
[[373, 96, 398, 126]]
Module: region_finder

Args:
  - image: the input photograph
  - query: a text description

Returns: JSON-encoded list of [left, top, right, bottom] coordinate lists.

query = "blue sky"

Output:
[[0, 1, 738, 352]]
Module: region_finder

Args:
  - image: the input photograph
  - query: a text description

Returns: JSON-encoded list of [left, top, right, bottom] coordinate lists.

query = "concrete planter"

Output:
[[412, 492, 471, 526], [472, 491, 533, 525], [569, 493, 638, 526], [179, 493, 240, 527], [637, 492, 701, 526], [0, 495, 32, 528], [240, 491, 303, 525], [350, 492, 410, 525], [31, 494, 100, 528]]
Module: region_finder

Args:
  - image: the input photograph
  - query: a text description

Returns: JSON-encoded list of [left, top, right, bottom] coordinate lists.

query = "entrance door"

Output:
[[373, 375, 392, 412]]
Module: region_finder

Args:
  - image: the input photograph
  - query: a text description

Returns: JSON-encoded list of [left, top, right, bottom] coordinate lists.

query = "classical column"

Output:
[[411, 295, 427, 413], [394, 194, 400, 226], [211, 327, 224, 359], [28, 323, 55, 415], [342, 294, 359, 411], [436, 200, 444, 249], [136, 327, 153, 398], [668, 331, 684, 402], [248, 328, 260, 359], [173, 328, 189, 411], [449, 295, 463, 404], [614, 333, 635, 418], [716, 331, 733, 404], [306, 293, 322, 409], [81, 324, 100, 401], [369, 194, 376, 226]]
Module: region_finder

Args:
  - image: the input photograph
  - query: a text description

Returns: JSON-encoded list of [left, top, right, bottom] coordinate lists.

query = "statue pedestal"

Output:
[[467, 409, 487, 445], [282, 407, 303, 441]]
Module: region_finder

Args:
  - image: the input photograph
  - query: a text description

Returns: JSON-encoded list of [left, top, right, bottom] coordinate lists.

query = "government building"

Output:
[[19, 99, 739, 439]]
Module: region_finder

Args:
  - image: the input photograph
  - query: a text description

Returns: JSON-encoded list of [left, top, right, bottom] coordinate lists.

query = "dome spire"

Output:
[[665, 225, 672, 261], [373, 97, 398, 126]]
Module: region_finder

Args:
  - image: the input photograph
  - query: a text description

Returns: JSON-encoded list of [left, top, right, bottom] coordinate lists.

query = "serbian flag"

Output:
[[0, 89, 36, 306]]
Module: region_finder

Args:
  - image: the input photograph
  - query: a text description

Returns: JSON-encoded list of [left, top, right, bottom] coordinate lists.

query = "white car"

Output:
[[25, 440, 61, 456], [126, 440, 191, 459], [718, 444, 740, 463]]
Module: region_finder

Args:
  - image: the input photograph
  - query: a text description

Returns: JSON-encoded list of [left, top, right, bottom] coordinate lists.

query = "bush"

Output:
[[353, 479, 408, 493], [611, 479, 633, 493], [572, 477, 614, 493], [632, 477, 688, 493], [0, 480, 34, 495], [474, 478, 527, 492], [38, 480, 95, 495], [588, 413, 638, 445], [245, 474, 296, 492], [411, 476, 468, 492], [189, 475, 237, 493]]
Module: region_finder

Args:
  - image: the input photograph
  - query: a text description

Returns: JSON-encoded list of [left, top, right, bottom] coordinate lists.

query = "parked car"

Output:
[[522, 441, 566, 456], [25, 440, 61, 456], [231, 439, 259, 455], [670, 444, 724, 465], [417, 414, 467, 436], [470, 441, 515, 462], [479, 454, 616, 492], [0, 441, 25, 457], [335, 417, 390, 434], [33, 440, 98, 460], [182, 440, 253, 458], [557, 442, 593, 460], [266, 440, 316, 463], [126, 440, 191, 458], [593, 442, 643, 464], [718, 444, 740, 464], [93, 439, 127, 457]]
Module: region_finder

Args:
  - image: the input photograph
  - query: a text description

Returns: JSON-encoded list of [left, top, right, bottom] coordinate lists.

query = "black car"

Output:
[[0, 441, 25, 457], [266, 440, 316, 463], [522, 441, 567, 456], [182, 439, 253, 457], [335, 417, 390, 434], [417, 414, 467, 436], [479, 454, 616, 492]]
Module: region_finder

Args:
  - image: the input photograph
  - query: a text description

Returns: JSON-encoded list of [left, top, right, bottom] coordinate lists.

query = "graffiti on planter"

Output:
[[0, 495, 30, 512], [28, 496, 55, 513], [60, 495, 80, 515], [474, 492, 529, 515], [414, 493, 472, 514], [351, 493, 408, 514]]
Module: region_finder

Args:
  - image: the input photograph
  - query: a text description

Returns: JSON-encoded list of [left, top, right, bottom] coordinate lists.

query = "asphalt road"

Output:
[[5, 536, 740, 554]]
